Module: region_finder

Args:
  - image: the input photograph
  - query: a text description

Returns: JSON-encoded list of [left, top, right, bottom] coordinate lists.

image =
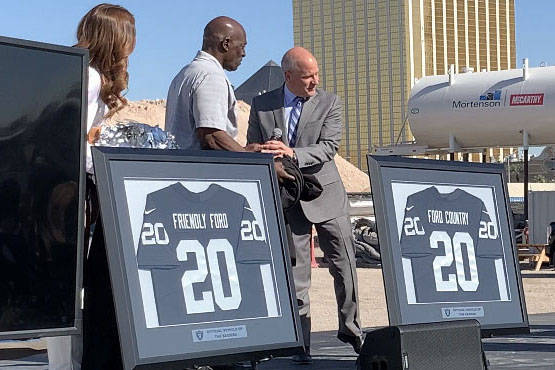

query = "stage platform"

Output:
[[1, 313, 554, 369]]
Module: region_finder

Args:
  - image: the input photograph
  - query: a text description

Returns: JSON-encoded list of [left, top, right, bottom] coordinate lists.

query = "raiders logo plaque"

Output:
[[195, 330, 203, 341]]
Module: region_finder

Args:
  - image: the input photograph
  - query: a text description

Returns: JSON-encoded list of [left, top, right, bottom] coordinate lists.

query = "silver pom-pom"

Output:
[[97, 122, 179, 149]]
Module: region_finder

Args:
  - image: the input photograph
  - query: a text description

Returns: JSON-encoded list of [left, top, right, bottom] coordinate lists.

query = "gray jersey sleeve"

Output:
[[136, 193, 179, 269], [234, 198, 272, 264], [399, 192, 430, 258], [475, 202, 504, 258]]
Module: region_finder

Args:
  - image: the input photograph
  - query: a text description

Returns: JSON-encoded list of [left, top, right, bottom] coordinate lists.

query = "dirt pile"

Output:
[[108, 99, 166, 129], [114, 99, 370, 192], [334, 155, 370, 192]]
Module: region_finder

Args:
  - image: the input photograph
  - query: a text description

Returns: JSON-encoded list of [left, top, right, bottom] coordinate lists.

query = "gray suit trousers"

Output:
[[287, 203, 361, 349]]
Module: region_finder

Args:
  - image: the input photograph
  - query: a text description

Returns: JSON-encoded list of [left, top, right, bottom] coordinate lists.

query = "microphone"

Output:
[[269, 128, 282, 141]]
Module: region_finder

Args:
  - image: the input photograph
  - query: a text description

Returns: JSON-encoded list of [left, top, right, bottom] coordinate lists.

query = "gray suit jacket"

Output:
[[247, 86, 349, 223]]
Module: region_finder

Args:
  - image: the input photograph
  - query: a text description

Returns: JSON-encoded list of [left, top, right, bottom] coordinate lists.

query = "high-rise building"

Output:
[[292, 0, 516, 169]]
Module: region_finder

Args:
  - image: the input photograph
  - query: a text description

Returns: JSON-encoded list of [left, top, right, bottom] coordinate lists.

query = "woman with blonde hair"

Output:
[[47, 4, 135, 370]]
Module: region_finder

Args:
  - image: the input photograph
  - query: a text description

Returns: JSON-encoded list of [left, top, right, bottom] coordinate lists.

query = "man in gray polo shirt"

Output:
[[166, 16, 255, 152], [165, 16, 292, 188]]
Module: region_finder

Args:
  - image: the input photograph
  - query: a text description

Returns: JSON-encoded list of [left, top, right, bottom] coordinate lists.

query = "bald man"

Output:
[[166, 16, 252, 151], [247, 47, 363, 363]]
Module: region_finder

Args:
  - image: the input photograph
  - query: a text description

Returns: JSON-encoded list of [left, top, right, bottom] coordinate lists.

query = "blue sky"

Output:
[[0, 1, 552, 101], [514, 0, 555, 67]]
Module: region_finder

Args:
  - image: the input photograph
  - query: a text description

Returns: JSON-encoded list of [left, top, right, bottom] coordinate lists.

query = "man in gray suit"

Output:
[[247, 47, 362, 363]]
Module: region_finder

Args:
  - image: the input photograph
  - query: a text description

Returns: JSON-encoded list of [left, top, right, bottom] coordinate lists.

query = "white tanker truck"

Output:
[[407, 62, 555, 151]]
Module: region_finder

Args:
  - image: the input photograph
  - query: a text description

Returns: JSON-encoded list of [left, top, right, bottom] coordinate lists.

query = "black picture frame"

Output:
[[0, 36, 87, 339], [367, 155, 529, 336], [92, 147, 303, 369]]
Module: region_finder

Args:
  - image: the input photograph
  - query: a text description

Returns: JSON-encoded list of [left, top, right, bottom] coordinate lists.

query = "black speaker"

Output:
[[357, 320, 486, 370]]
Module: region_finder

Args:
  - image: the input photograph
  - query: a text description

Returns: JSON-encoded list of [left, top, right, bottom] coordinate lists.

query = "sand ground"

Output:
[[310, 265, 555, 332]]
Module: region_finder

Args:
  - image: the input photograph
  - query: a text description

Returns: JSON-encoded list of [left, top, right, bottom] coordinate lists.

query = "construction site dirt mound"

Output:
[[108, 99, 167, 128]]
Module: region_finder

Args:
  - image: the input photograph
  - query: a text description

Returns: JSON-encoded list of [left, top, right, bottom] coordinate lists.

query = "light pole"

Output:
[[506, 156, 511, 183], [505, 153, 517, 183]]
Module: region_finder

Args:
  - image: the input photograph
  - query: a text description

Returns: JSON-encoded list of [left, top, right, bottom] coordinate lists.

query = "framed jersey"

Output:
[[92, 147, 302, 369], [367, 155, 529, 335]]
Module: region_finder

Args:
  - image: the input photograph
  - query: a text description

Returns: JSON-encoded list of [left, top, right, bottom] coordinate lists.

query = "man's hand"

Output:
[[274, 160, 294, 183], [244, 143, 262, 152], [261, 140, 294, 158]]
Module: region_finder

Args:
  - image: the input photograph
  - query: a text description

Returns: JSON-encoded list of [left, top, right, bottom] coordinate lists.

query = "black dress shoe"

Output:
[[291, 353, 313, 365], [337, 333, 363, 354]]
